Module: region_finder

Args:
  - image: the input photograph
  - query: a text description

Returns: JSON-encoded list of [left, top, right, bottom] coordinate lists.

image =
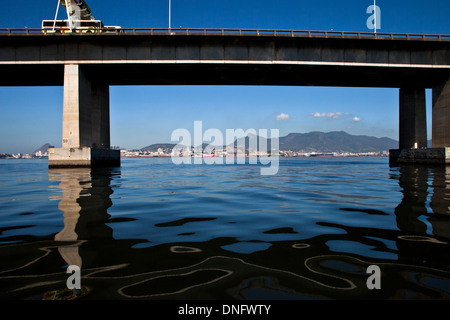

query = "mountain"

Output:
[[33, 143, 53, 154], [279, 131, 398, 153], [140, 143, 211, 152], [140, 143, 177, 152], [228, 133, 269, 151], [140, 131, 398, 153]]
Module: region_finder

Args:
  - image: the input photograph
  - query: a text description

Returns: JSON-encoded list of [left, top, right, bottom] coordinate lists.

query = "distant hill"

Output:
[[140, 143, 177, 152], [140, 131, 398, 153], [33, 143, 53, 154], [279, 131, 398, 153]]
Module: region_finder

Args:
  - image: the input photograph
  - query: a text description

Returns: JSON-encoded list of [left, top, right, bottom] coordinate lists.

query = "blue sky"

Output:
[[0, 0, 449, 153]]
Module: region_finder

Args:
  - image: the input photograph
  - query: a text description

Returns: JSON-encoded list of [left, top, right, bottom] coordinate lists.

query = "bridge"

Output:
[[0, 28, 449, 166]]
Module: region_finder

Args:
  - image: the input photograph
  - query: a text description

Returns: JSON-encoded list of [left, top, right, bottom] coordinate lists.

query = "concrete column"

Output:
[[91, 83, 110, 149], [49, 64, 119, 168], [399, 88, 427, 149], [62, 64, 92, 148], [432, 77, 450, 148]]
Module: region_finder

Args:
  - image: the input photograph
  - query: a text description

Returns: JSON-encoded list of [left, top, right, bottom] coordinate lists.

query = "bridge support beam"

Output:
[[399, 87, 427, 149], [390, 84, 450, 165], [49, 64, 120, 168], [432, 76, 450, 148]]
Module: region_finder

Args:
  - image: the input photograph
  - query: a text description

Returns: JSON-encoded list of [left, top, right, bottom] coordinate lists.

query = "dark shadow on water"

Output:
[[49, 167, 117, 242], [46, 167, 121, 270], [391, 165, 450, 269], [393, 165, 450, 238], [0, 162, 449, 299]]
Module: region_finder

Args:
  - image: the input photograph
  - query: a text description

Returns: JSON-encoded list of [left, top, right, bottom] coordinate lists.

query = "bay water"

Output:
[[0, 157, 449, 300]]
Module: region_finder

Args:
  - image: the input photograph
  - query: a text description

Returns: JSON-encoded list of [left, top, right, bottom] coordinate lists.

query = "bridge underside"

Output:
[[0, 33, 448, 166], [46, 62, 450, 167], [2, 62, 449, 166], [0, 63, 448, 88]]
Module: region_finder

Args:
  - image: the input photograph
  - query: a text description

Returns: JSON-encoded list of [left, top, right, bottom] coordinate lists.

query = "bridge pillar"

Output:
[[49, 64, 120, 168], [432, 76, 450, 148], [399, 87, 427, 149], [91, 83, 111, 149], [61, 64, 92, 149], [390, 85, 449, 165]]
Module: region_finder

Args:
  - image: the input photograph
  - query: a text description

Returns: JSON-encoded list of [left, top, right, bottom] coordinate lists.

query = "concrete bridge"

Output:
[[0, 28, 449, 166]]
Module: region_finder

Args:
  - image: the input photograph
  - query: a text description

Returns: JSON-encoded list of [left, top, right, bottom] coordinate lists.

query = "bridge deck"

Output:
[[0, 28, 449, 88], [0, 28, 449, 41], [0, 28, 448, 163]]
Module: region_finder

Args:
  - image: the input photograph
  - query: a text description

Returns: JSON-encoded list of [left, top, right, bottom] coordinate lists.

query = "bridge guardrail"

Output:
[[0, 27, 449, 41]]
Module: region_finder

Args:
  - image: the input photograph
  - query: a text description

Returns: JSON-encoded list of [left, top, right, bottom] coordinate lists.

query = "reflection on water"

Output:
[[0, 159, 449, 300], [48, 168, 115, 269], [430, 166, 450, 239]]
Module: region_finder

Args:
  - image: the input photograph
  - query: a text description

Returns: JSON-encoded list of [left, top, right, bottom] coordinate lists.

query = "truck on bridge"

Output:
[[42, 0, 121, 33]]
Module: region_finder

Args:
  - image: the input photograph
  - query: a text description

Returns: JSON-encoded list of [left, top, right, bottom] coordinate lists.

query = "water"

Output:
[[0, 157, 449, 300]]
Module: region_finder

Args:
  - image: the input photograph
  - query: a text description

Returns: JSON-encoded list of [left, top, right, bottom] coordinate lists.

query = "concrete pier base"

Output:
[[49, 147, 120, 168], [389, 148, 450, 165]]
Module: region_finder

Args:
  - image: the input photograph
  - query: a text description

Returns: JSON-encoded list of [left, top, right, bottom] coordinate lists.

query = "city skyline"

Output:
[[0, 0, 449, 153]]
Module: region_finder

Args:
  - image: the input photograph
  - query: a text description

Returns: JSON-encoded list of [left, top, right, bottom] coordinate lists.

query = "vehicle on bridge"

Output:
[[42, 19, 103, 33], [41, 20, 122, 34], [42, 0, 121, 34]]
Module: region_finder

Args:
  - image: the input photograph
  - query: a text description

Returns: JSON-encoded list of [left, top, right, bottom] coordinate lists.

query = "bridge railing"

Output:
[[0, 27, 449, 40], [0, 28, 44, 34]]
